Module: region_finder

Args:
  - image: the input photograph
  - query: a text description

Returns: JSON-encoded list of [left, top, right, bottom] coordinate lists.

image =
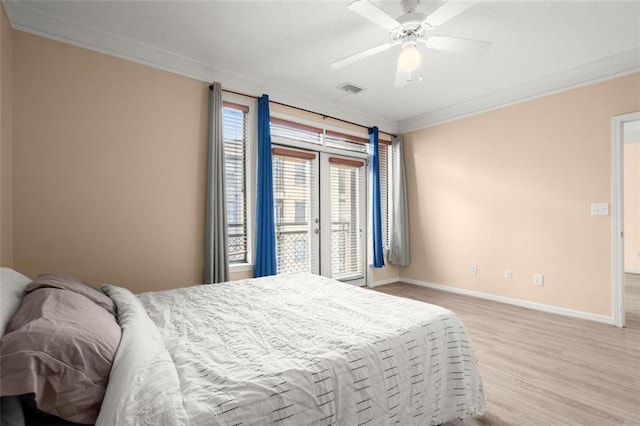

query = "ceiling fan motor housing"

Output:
[[392, 12, 433, 43]]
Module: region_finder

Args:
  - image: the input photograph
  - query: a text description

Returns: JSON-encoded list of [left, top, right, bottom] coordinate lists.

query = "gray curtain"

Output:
[[388, 134, 410, 265], [204, 82, 229, 283]]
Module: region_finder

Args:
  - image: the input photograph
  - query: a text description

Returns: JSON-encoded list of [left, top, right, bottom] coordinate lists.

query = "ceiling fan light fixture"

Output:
[[398, 44, 421, 72]]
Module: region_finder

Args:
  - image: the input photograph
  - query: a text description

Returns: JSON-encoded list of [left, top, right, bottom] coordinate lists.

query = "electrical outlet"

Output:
[[534, 273, 544, 286], [637, 251, 640, 259], [504, 270, 512, 281], [471, 265, 478, 275]]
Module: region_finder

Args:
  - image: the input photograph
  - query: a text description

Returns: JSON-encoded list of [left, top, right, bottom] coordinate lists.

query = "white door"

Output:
[[272, 148, 367, 285]]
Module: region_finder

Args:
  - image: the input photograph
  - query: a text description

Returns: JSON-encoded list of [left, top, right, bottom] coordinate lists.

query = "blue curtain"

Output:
[[370, 126, 385, 268], [254, 94, 277, 277]]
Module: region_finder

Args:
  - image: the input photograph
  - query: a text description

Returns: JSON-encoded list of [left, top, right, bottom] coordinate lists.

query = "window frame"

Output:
[[220, 102, 391, 275], [268, 112, 392, 269], [222, 94, 256, 273]]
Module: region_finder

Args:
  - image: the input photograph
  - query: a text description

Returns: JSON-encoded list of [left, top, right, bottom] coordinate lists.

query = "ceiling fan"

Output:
[[331, 0, 492, 87]]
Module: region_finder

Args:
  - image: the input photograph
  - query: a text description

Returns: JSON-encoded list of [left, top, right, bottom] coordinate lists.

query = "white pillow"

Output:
[[0, 268, 32, 336]]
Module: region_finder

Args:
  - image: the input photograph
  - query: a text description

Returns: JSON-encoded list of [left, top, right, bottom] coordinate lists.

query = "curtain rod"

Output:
[[209, 85, 395, 137]]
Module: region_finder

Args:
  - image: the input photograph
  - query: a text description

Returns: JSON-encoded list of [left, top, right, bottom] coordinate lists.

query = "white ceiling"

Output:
[[4, 0, 640, 133]]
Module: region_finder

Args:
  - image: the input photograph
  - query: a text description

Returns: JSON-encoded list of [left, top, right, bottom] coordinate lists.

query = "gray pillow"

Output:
[[0, 268, 31, 337]]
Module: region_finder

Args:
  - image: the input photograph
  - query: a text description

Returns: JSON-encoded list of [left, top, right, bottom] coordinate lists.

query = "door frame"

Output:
[[612, 111, 640, 328], [319, 152, 368, 286], [272, 142, 369, 285], [272, 146, 321, 275]]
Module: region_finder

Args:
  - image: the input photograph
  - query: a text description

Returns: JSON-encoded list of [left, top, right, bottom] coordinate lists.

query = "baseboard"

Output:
[[399, 278, 613, 325], [624, 269, 640, 274], [369, 277, 399, 288]]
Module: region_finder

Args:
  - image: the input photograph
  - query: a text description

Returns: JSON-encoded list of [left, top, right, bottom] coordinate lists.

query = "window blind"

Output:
[[325, 130, 369, 153], [223, 105, 248, 263], [271, 117, 322, 146], [329, 159, 365, 280]]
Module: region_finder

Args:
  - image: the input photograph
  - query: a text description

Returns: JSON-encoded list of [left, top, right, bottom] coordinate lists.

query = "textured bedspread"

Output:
[[99, 273, 484, 425]]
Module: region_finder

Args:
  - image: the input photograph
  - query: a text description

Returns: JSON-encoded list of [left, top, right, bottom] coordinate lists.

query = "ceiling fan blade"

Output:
[[422, 36, 491, 56], [331, 42, 396, 69], [424, 0, 476, 28], [348, 0, 400, 30], [394, 60, 412, 88]]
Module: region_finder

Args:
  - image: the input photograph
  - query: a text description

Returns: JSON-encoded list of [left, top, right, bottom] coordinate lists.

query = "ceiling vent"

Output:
[[338, 82, 365, 94]]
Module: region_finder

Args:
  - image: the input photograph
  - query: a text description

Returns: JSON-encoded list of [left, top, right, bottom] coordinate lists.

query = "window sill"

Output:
[[230, 263, 254, 273]]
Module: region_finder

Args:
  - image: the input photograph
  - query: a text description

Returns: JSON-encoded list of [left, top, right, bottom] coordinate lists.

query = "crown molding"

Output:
[[4, 0, 638, 136], [2, 0, 398, 134], [399, 48, 640, 133]]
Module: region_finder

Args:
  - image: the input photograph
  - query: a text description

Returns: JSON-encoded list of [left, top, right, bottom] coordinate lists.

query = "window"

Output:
[[270, 117, 391, 263], [326, 130, 390, 249], [223, 103, 249, 263]]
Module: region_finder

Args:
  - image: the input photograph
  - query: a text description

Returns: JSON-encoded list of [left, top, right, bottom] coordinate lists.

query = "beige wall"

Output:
[[624, 143, 640, 272], [373, 253, 399, 283], [12, 31, 209, 292], [8, 29, 395, 291], [11, 22, 634, 304], [402, 73, 640, 316], [0, 3, 13, 267]]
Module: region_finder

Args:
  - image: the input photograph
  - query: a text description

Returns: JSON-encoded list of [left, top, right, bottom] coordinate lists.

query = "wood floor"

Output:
[[626, 272, 640, 330], [373, 275, 640, 426]]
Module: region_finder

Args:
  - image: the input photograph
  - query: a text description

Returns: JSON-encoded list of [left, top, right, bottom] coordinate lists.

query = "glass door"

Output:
[[320, 153, 367, 285], [272, 148, 366, 285], [272, 147, 319, 275]]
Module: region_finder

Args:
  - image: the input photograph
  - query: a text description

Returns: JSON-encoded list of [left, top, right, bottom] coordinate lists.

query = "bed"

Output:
[[1, 269, 485, 425]]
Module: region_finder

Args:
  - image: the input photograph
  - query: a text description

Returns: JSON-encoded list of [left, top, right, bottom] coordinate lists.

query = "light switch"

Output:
[[590, 203, 609, 216]]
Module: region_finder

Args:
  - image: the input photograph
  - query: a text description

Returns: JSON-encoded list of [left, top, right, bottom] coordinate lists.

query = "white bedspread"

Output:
[[97, 285, 188, 426], [100, 273, 484, 425]]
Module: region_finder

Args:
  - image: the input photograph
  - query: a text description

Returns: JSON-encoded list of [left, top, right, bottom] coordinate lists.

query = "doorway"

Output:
[[272, 147, 367, 285], [612, 112, 640, 327]]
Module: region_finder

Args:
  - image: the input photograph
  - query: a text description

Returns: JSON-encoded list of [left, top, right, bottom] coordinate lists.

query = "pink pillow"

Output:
[[26, 273, 116, 316], [0, 276, 122, 424]]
